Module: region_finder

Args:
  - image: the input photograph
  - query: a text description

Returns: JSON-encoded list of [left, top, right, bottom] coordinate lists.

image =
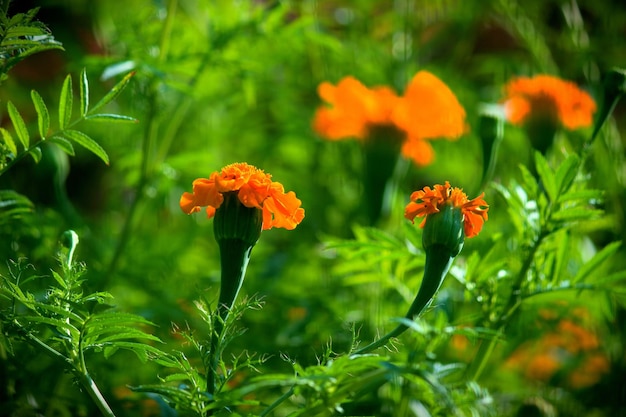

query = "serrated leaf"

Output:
[[518, 163, 539, 198], [62, 130, 109, 165], [554, 154, 579, 196], [5, 25, 46, 37], [558, 189, 604, 204], [99, 341, 165, 362], [595, 270, 626, 287], [0, 190, 34, 208], [85, 114, 138, 123], [7, 101, 29, 149], [551, 208, 604, 222], [48, 136, 75, 156], [0, 127, 17, 155], [90, 71, 135, 114], [29, 147, 42, 163], [534, 152, 556, 202], [79, 68, 89, 116], [58, 74, 73, 130], [51, 270, 68, 290], [21, 316, 80, 337], [30, 90, 49, 139], [573, 241, 622, 283]]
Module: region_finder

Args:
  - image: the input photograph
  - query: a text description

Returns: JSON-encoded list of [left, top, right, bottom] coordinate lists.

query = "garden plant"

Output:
[[1, 1, 625, 416]]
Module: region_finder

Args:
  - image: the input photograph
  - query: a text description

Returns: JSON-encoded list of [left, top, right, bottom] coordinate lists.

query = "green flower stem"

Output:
[[478, 109, 504, 191], [207, 238, 253, 396], [78, 372, 117, 417], [15, 320, 116, 417], [354, 245, 454, 354], [362, 126, 404, 225]]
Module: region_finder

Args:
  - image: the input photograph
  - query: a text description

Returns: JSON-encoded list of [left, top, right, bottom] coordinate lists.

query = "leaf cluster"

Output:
[[0, 4, 63, 83]]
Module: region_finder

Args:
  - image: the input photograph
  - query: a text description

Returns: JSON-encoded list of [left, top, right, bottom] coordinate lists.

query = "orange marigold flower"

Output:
[[313, 71, 467, 166], [180, 162, 305, 230], [404, 181, 489, 238], [504, 74, 596, 130]]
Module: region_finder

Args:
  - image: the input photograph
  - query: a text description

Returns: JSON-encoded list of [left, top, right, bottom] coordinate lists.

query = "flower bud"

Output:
[[422, 203, 465, 257], [213, 191, 263, 247]]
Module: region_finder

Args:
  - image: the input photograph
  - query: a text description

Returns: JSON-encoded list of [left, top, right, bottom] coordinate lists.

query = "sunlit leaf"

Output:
[[554, 154, 579, 196], [62, 129, 109, 165], [534, 152, 556, 202], [0, 127, 17, 156], [558, 189, 604, 204], [100, 341, 166, 362], [79, 68, 89, 117], [7, 101, 29, 149], [28, 147, 42, 163], [573, 241, 621, 283], [90, 71, 135, 114], [48, 136, 75, 156], [58, 74, 73, 130], [30, 90, 49, 139], [551, 208, 603, 222], [85, 114, 138, 123]]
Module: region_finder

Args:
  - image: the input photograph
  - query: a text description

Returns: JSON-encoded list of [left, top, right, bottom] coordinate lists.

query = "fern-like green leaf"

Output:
[[6, 101, 29, 149], [31, 90, 50, 139], [101, 341, 165, 362], [61, 130, 109, 165], [58, 75, 73, 130]]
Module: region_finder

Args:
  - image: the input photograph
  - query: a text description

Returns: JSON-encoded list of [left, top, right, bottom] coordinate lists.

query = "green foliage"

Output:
[[0, 232, 166, 415], [0, 4, 63, 83], [1, 1, 625, 417], [1, 69, 137, 173]]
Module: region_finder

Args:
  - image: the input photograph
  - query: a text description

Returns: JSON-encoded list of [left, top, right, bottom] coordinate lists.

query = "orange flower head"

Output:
[[313, 71, 467, 166], [504, 74, 596, 130], [404, 181, 489, 239], [180, 162, 305, 231]]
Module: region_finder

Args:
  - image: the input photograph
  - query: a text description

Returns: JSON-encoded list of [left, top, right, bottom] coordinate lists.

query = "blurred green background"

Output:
[[1, 0, 625, 416]]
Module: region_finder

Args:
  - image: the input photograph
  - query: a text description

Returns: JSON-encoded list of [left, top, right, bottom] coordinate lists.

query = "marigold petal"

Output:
[[264, 185, 305, 230], [503, 74, 596, 130], [401, 136, 435, 166], [393, 71, 467, 140], [179, 177, 221, 214], [181, 162, 303, 231], [405, 182, 489, 239], [180, 192, 201, 214], [313, 76, 400, 140], [237, 172, 271, 208]]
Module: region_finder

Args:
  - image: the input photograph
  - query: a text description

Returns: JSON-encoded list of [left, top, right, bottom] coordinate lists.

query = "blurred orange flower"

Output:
[[313, 71, 467, 166], [180, 162, 305, 230], [504, 74, 596, 130], [506, 315, 609, 390], [404, 181, 489, 238]]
